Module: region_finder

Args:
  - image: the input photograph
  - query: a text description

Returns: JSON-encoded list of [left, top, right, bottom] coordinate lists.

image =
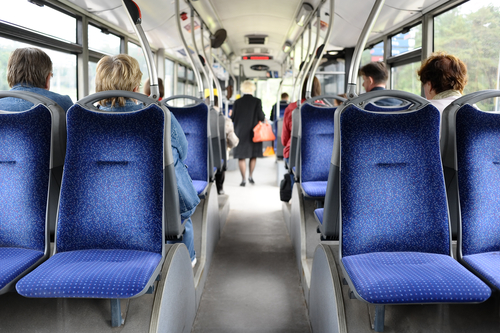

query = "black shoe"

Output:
[[240, 181, 246, 187], [248, 177, 255, 184]]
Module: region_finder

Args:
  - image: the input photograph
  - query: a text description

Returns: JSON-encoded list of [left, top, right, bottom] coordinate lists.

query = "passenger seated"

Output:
[[281, 76, 321, 164], [270, 92, 289, 121], [359, 61, 402, 106], [144, 77, 164, 101], [95, 54, 200, 266], [417, 52, 468, 114], [0, 47, 73, 112]]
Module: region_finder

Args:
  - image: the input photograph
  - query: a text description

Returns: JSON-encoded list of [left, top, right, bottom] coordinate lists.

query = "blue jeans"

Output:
[[167, 218, 195, 261]]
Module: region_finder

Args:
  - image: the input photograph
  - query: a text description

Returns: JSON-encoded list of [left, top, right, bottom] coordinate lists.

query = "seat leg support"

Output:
[[374, 305, 385, 332], [111, 299, 123, 327]]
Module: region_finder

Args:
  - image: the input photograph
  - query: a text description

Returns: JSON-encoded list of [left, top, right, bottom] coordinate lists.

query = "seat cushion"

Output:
[[302, 181, 327, 198], [342, 252, 491, 304], [16, 249, 161, 298], [314, 208, 324, 225], [192, 180, 208, 195], [464, 252, 500, 290], [0, 248, 44, 290]]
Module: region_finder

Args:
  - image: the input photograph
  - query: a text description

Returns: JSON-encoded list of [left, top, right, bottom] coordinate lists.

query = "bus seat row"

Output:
[[0, 91, 186, 327], [273, 102, 288, 159], [313, 89, 500, 332]]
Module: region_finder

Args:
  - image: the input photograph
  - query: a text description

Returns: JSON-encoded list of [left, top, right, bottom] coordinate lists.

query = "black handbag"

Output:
[[280, 173, 292, 202]]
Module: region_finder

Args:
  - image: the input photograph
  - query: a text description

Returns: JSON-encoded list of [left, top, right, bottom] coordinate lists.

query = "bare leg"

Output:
[[249, 157, 257, 182], [238, 159, 246, 184]]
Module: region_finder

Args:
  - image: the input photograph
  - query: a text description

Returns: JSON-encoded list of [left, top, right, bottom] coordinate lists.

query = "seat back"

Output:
[[167, 102, 209, 182], [56, 94, 170, 254], [218, 112, 227, 170], [210, 106, 222, 172], [289, 105, 300, 175], [445, 101, 500, 256], [0, 91, 65, 253], [338, 103, 450, 257], [299, 103, 336, 184]]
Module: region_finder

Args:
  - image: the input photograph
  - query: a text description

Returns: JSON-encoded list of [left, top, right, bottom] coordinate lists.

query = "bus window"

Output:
[[88, 61, 97, 95], [165, 58, 175, 99], [391, 61, 421, 95], [391, 25, 421, 57], [127, 42, 149, 92], [0, 37, 77, 101], [0, 1, 76, 43], [434, 1, 500, 110], [88, 24, 121, 55], [359, 41, 384, 93]]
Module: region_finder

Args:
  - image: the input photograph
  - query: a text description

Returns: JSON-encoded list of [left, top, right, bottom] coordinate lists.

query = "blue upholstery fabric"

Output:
[[340, 104, 449, 257], [168, 104, 209, 183], [56, 104, 163, 254], [300, 104, 336, 183], [364, 102, 411, 112], [0, 248, 44, 290], [192, 180, 208, 195], [456, 105, 500, 256], [16, 249, 161, 298], [343, 252, 491, 304], [464, 252, 500, 290], [302, 181, 328, 198], [0, 105, 51, 251], [314, 208, 324, 225]]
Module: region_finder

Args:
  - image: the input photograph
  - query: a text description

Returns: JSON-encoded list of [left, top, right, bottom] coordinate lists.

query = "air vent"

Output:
[[250, 64, 270, 71], [245, 34, 268, 45]]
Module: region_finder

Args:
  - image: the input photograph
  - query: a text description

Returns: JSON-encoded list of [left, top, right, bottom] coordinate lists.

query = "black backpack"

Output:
[[280, 173, 292, 202]]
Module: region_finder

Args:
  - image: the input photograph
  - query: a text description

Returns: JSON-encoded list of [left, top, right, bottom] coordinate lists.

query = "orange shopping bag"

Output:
[[253, 121, 276, 142]]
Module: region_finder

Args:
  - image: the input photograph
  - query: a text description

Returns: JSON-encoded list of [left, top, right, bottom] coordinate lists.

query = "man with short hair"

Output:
[[0, 47, 73, 112], [270, 92, 289, 122], [359, 61, 401, 106]]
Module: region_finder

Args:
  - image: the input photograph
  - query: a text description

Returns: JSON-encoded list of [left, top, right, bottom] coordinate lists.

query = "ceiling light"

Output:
[[296, 2, 313, 27]]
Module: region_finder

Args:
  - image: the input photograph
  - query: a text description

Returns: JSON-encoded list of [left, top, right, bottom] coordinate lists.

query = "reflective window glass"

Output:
[[0, 37, 77, 101], [88, 61, 97, 95], [0, 2, 76, 43], [187, 69, 194, 81], [361, 41, 384, 66], [176, 82, 185, 106], [434, 1, 500, 110], [391, 61, 421, 95], [391, 25, 422, 57], [177, 64, 186, 79], [127, 42, 148, 91], [165, 58, 175, 98], [88, 25, 121, 55], [317, 60, 346, 97]]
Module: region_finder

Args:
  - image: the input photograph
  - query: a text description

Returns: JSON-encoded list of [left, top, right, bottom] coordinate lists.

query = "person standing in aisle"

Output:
[[231, 80, 265, 186]]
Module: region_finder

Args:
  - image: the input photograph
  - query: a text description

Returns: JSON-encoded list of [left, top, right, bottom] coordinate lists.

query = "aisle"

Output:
[[192, 156, 311, 333]]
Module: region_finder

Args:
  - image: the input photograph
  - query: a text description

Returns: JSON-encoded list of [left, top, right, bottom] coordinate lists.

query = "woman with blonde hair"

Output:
[[96, 54, 200, 267], [231, 80, 265, 186]]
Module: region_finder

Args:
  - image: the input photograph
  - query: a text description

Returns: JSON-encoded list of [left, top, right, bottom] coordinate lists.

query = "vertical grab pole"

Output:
[[297, 9, 322, 108], [174, 0, 204, 99], [201, 24, 216, 108], [122, 0, 159, 100], [346, 0, 385, 99], [190, 8, 211, 100], [209, 49, 223, 110], [306, 0, 333, 100]]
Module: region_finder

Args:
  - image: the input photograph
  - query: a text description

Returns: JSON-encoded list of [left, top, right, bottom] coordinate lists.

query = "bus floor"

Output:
[[192, 156, 311, 333]]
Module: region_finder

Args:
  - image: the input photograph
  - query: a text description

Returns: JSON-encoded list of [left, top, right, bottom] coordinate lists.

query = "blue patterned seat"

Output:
[[299, 103, 336, 198], [450, 103, 500, 291], [168, 103, 210, 196], [0, 92, 65, 295], [16, 102, 166, 311], [337, 102, 490, 330]]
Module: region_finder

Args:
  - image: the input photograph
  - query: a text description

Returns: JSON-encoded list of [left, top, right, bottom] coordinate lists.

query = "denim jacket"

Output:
[[99, 100, 200, 219], [0, 84, 74, 112]]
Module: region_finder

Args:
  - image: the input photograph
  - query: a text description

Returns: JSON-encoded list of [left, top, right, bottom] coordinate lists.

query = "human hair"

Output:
[[7, 47, 52, 88], [281, 92, 289, 100], [95, 54, 142, 107], [241, 80, 256, 95], [359, 62, 388, 84], [301, 76, 321, 99], [144, 77, 164, 98], [417, 52, 468, 94]]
